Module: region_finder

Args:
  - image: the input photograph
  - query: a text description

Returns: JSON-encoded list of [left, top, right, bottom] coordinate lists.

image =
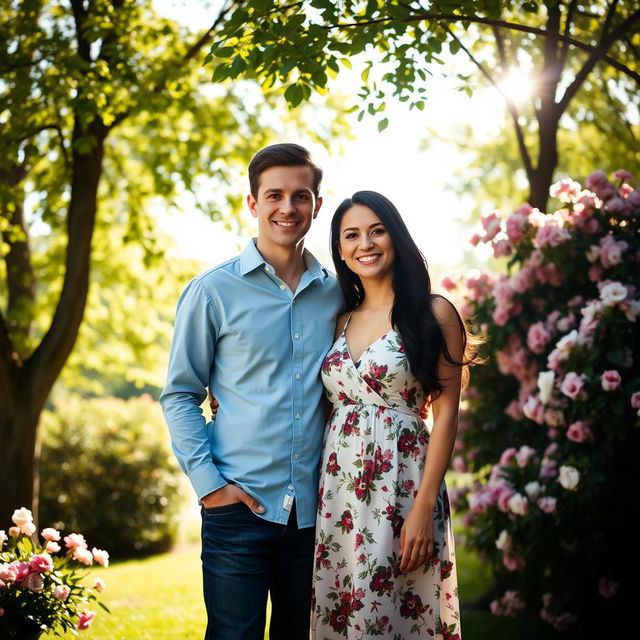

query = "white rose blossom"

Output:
[[599, 282, 627, 306], [495, 530, 512, 551], [537, 371, 555, 405], [558, 465, 580, 490]]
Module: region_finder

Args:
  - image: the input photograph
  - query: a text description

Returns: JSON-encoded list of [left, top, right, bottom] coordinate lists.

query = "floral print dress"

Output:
[[312, 318, 461, 640]]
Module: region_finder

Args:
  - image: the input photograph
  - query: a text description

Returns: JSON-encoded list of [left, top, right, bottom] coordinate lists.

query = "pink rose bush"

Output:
[[0, 508, 109, 637], [450, 170, 639, 636]]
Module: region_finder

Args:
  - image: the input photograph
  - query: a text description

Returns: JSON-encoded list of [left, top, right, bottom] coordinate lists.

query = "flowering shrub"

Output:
[[0, 508, 108, 637], [446, 170, 639, 636]]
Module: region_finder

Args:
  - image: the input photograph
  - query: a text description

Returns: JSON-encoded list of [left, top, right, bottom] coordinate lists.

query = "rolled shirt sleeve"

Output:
[[160, 278, 227, 500]]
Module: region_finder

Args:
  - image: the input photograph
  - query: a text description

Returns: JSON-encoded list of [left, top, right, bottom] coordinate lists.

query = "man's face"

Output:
[[248, 165, 322, 251]]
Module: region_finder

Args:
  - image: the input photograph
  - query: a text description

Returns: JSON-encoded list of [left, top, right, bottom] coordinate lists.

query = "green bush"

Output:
[[39, 394, 182, 558]]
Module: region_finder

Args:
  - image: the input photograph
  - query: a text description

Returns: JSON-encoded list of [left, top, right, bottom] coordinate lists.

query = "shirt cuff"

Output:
[[188, 461, 228, 502]]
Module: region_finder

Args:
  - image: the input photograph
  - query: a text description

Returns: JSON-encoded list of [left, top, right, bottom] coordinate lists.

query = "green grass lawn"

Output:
[[74, 541, 524, 639]]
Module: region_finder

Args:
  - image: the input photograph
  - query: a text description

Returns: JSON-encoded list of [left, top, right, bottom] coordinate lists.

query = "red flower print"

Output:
[[316, 543, 331, 570], [397, 430, 420, 460], [400, 591, 426, 619], [369, 566, 394, 596], [322, 350, 344, 374], [354, 533, 364, 550], [337, 509, 354, 534], [441, 560, 454, 580], [326, 452, 341, 476], [400, 384, 418, 408], [385, 505, 404, 538], [329, 602, 351, 633], [342, 410, 360, 435], [363, 363, 388, 393]]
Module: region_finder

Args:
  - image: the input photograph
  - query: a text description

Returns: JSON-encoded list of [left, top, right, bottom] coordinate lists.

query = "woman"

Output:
[[313, 191, 473, 639]]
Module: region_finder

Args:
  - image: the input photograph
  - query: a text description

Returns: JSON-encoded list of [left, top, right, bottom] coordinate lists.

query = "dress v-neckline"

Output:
[[342, 312, 395, 369]]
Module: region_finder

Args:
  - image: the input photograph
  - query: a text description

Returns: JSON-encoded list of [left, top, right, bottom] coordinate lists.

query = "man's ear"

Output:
[[313, 196, 323, 219], [247, 193, 258, 218]]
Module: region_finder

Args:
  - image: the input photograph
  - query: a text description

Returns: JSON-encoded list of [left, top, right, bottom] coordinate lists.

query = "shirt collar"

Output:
[[239, 239, 328, 280]]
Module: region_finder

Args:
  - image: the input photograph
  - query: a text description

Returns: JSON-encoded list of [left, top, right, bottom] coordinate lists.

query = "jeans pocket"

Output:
[[202, 502, 246, 516]]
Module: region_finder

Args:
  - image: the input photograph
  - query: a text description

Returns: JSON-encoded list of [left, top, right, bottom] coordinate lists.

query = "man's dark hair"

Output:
[[248, 143, 323, 198]]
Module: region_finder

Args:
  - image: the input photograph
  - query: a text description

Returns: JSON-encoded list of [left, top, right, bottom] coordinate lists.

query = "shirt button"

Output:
[[294, 333, 300, 339], [279, 284, 286, 290], [295, 372, 301, 380], [293, 453, 300, 460], [295, 412, 301, 420]]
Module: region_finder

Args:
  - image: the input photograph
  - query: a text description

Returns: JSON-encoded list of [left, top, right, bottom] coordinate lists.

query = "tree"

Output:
[[208, 0, 640, 209], [0, 0, 346, 522]]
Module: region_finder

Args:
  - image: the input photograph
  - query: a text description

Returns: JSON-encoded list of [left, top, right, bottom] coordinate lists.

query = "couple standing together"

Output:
[[161, 143, 471, 640]]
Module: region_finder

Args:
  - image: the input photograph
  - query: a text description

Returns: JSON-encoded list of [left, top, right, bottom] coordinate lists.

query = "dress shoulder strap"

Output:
[[341, 311, 354, 334]]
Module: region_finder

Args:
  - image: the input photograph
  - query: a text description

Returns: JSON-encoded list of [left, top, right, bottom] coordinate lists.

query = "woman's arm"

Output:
[[399, 296, 464, 572]]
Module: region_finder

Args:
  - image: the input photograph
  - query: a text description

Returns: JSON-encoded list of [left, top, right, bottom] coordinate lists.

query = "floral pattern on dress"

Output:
[[313, 324, 461, 640]]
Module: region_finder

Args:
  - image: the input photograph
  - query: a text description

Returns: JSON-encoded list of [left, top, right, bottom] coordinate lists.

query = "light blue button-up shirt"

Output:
[[160, 240, 342, 527]]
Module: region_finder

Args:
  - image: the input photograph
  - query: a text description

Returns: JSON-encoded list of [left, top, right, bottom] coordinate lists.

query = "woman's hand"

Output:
[[208, 390, 219, 418], [399, 501, 435, 573]]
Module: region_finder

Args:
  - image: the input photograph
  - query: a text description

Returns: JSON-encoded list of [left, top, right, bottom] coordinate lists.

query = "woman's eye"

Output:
[[344, 233, 357, 240]]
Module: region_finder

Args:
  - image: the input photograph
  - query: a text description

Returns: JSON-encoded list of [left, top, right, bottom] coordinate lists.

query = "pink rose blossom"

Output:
[[497, 488, 517, 513], [492, 307, 510, 326], [605, 196, 625, 213], [77, 609, 97, 630], [613, 169, 634, 183], [539, 460, 558, 479], [550, 178, 581, 203], [441, 276, 457, 291], [29, 553, 54, 574], [11, 561, 30, 582], [94, 578, 106, 593], [64, 533, 88, 550], [503, 554, 526, 571], [631, 391, 640, 411], [0, 530, 6, 547], [527, 322, 551, 354], [505, 212, 528, 243], [600, 370, 621, 391], [45, 541, 61, 553], [535, 223, 571, 248], [516, 445, 536, 468], [25, 573, 44, 592], [0, 564, 18, 582], [92, 548, 109, 568], [523, 396, 545, 425], [52, 584, 71, 600], [469, 232, 482, 246], [560, 372, 586, 400], [481, 211, 501, 241], [492, 239, 513, 257], [537, 497, 557, 513], [566, 421, 593, 443], [74, 547, 94, 566], [41, 528, 61, 542], [505, 400, 524, 420], [499, 448, 517, 466]]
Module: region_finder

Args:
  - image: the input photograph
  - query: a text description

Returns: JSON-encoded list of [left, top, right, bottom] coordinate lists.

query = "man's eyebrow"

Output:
[[342, 222, 384, 233]]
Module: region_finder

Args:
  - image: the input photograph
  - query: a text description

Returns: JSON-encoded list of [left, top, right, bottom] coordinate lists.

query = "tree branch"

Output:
[[325, 10, 640, 83], [557, 5, 640, 113], [439, 23, 534, 179], [558, 0, 578, 70], [108, 0, 236, 130]]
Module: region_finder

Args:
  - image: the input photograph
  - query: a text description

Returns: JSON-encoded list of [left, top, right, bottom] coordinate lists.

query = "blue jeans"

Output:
[[201, 501, 314, 640]]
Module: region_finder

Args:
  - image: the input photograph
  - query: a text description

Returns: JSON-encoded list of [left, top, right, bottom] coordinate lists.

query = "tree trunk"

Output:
[[0, 371, 44, 524], [0, 118, 107, 525]]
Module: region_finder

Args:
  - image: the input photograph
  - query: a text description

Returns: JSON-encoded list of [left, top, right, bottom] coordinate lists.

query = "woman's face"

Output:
[[338, 204, 395, 282]]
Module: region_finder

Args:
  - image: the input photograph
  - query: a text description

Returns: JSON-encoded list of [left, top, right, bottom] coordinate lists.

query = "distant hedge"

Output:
[[39, 394, 182, 558]]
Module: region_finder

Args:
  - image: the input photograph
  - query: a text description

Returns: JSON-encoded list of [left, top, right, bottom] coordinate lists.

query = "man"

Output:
[[160, 143, 342, 640]]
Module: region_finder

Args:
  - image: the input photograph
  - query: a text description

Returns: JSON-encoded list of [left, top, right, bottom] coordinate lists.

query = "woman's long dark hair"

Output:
[[331, 190, 476, 396]]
